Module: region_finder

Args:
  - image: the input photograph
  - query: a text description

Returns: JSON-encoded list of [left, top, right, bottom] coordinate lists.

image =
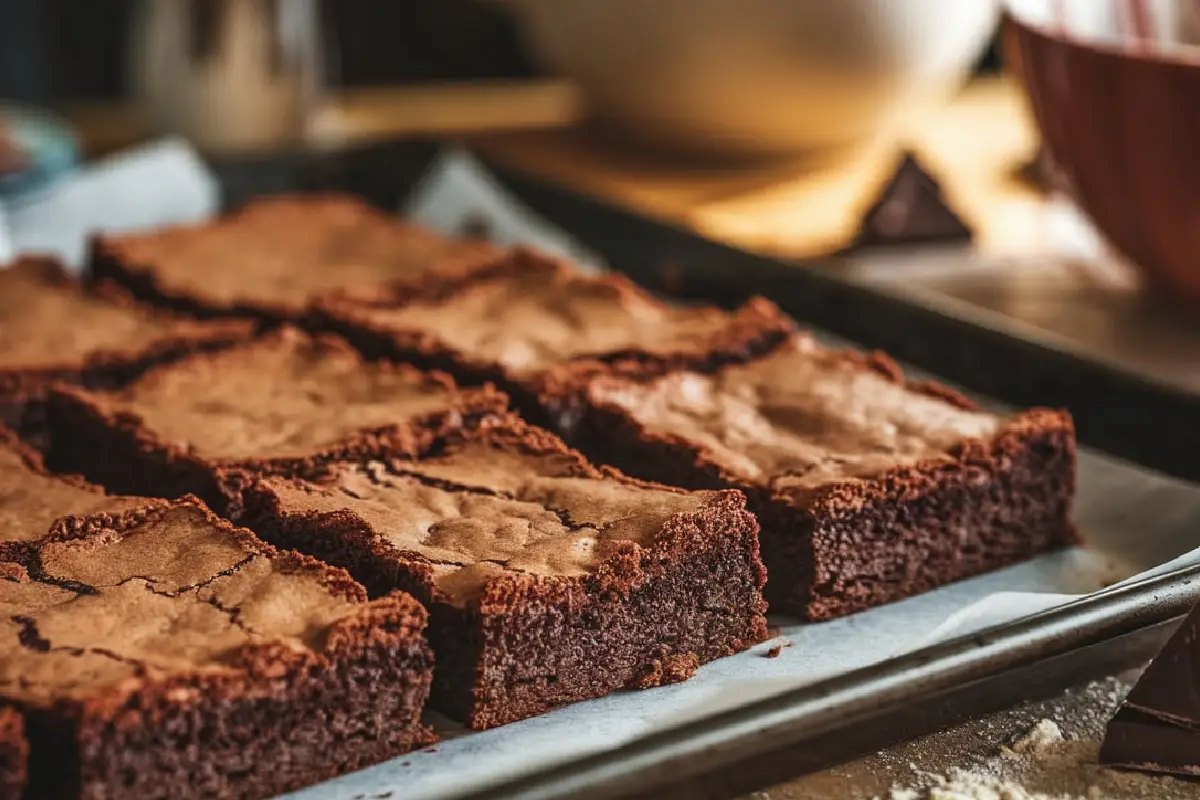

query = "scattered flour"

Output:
[[880, 718, 1200, 800]]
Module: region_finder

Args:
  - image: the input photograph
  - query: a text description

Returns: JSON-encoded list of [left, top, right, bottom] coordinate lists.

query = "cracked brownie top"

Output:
[[318, 249, 795, 379], [246, 420, 731, 607], [0, 499, 371, 705], [0, 258, 246, 374], [584, 334, 1001, 491], [94, 195, 501, 317], [60, 327, 506, 463], [0, 429, 149, 547]]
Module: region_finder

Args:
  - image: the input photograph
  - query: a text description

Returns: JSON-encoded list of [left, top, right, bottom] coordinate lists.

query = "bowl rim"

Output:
[[1004, 0, 1200, 65]]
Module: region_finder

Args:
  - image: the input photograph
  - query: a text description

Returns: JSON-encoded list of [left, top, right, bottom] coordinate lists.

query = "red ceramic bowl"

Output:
[[1006, 0, 1200, 306]]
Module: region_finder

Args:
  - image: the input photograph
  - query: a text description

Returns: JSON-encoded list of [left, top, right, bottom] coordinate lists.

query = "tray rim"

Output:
[[441, 564, 1200, 800]]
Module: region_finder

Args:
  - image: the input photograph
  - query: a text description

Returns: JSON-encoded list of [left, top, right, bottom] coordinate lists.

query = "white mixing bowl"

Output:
[[493, 0, 1000, 156]]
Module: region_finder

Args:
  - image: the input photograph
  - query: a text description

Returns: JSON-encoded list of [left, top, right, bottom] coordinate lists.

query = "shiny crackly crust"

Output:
[[1, 257, 256, 383], [561, 338, 1078, 619], [0, 258, 255, 440], [240, 416, 769, 729], [14, 496, 436, 799], [0, 424, 172, 564], [89, 194, 502, 322], [312, 247, 797, 427], [242, 415, 765, 596], [44, 329, 511, 516]]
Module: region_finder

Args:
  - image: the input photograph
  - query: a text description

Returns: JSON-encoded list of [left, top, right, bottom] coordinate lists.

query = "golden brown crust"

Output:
[[44, 328, 511, 516], [91, 194, 502, 321], [314, 248, 796, 430]]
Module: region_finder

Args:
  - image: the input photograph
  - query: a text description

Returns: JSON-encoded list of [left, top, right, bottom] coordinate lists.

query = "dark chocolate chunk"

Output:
[[1102, 708, 1200, 777], [1101, 605, 1200, 776], [850, 152, 973, 250]]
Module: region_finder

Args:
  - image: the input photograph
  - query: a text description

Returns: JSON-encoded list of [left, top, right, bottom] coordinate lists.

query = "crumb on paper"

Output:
[[765, 645, 783, 659], [1007, 719, 1064, 756]]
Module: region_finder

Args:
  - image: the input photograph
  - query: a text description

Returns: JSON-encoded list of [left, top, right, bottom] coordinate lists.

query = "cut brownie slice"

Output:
[[241, 418, 768, 730], [1, 497, 434, 800], [565, 334, 1077, 620], [0, 258, 251, 438], [315, 248, 795, 428], [45, 327, 509, 516], [0, 707, 27, 800], [91, 194, 501, 321], [0, 424, 158, 562]]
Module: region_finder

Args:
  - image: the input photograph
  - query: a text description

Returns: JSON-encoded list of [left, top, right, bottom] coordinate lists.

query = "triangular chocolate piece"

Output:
[[1014, 145, 1068, 195], [1101, 605, 1200, 776], [849, 152, 973, 250]]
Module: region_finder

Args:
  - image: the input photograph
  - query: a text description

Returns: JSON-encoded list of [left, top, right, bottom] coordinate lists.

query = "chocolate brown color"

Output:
[[315, 248, 795, 427], [0, 425, 157, 563], [562, 334, 1078, 619], [0, 258, 251, 438], [1102, 605, 1200, 776], [0, 706, 27, 800], [0, 496, 434, 800], [1008, 15, 1200, 306], [90, 194, 502, 321], [45, 327, 509, 516], [241, 418, 768, 729]]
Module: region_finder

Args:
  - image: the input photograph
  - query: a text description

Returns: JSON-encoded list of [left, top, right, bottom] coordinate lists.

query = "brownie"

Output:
[[0, 258, 252, 440], [45, 326, 509, 517], [315, 247, 795, 427], [0, 496, 434, 799], [90, 194, 502, 321], [1101, 604, 1200, 777], [0, 425, 159, 563], [0, 706, 27, 800], [241, 418, 768, 730], [563, 334, 1078, 620]]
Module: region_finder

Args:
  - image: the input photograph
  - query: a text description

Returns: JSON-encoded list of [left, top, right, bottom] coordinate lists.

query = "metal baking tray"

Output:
[[200, 143, 1200, 799]]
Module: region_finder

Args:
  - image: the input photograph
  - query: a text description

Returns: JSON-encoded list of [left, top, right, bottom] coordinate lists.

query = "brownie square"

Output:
[[241, 418, 768, 730], [0, 424, 161, 563], [0, 706, 27, 800], [45, 326, 509, 516], [91, 194, 501, 321], [563, 334, 1078, 620], [314, 248, 795, 428], [0, 496, 434, 800], [0, 258, 251, 438]]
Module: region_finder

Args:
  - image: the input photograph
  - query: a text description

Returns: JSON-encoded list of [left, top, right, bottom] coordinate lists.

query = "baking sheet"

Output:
[[274, 152, 1200, 799]]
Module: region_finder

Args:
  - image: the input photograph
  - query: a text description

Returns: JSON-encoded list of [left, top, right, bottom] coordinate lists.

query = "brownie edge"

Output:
[[0, 707, 27, 800], [562, 338, 1078, 620], [241, 420, 769, 730], [5, 498, 436, 800]]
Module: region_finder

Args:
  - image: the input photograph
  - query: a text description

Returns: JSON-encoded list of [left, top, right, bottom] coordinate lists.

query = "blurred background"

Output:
[[0, 1, 1008, 103], [3, 0, 1200, 483]]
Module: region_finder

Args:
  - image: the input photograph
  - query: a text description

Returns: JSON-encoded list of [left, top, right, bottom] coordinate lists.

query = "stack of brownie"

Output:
[[0, 193, 1077, 799]]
